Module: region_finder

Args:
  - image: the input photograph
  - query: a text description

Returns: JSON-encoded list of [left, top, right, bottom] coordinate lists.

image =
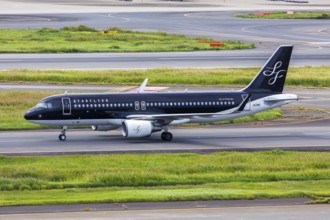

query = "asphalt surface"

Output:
[[1, 202, 329, 220], [0, 50, 329, 70], [2, 122, 330, 155], [0, 10, 330, 69]]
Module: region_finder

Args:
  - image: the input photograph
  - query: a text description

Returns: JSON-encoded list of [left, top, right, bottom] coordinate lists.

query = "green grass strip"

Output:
[[0, 26, 254, 53], [0, 91, 282, 130], [1, 181, 330, 206], [236, 11, 330, 19], [0, 151, 330, 206], [1, 66, 329, 87]]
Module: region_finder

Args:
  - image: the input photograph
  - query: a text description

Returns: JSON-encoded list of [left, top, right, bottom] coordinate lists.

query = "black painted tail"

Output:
[[243, 45, 293, 93]]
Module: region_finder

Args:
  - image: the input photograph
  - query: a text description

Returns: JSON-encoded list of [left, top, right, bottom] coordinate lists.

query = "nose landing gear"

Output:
[[59, 126, 67, 141]]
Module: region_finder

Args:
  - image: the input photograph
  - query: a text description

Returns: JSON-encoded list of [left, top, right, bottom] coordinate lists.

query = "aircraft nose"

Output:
[[24, 109, 32, 120], [24, 108, 38, 120]]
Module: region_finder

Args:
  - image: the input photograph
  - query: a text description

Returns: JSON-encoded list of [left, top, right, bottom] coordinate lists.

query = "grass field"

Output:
[[0, 91, 53, 130], [0, 91, 282, 130], [0, 26, 254, 53], [236, 11, 330, 19], [0, 151, 330, 206], [1, 66, 330, 87]]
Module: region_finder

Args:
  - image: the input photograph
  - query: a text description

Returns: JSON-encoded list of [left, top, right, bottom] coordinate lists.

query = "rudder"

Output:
[[243, 45, 293, 93]]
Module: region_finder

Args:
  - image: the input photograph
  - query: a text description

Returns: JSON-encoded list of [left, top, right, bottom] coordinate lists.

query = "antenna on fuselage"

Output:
[[64, 90, 68, 95], [137, 78, 148, 93]]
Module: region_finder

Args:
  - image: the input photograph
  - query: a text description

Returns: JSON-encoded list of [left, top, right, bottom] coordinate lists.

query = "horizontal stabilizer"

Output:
[[264, 94, 298, 102]]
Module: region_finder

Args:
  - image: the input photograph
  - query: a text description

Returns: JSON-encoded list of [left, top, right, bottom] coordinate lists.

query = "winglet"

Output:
[[137, 78, 148, 93], [236, 94, 251, 112]]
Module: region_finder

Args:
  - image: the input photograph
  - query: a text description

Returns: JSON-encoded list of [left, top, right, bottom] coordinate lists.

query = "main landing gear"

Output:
[[161, 132, 173, 141], [160, 127, 173, 141], [59, 126, 67, 141]]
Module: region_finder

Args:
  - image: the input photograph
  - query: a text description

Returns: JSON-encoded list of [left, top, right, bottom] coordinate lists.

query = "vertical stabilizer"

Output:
[[243, 45, 293, 93]]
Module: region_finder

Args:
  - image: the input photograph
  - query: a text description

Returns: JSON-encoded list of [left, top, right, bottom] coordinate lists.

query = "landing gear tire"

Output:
[[59, 134, 66, 141], [161, 132, 173, 141], [59, 126, 67, 141]]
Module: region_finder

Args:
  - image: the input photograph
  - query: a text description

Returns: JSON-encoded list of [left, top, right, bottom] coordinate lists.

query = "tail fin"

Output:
[[243, 45, 293, 93]]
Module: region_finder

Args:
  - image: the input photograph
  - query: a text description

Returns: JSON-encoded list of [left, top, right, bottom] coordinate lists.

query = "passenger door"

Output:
[[62, 97, 71, 115]]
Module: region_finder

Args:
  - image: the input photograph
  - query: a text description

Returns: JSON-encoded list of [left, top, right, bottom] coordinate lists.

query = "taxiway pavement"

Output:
[[1, 202, 329, 220], [1, 123, 330, 155]]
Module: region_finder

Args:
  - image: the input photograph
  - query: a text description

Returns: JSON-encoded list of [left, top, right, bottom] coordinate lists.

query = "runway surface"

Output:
[[2, 122, 330, 155], [0, 50, 329, 70], [0, 9, 330, 69], [1, 202, 329, 220]]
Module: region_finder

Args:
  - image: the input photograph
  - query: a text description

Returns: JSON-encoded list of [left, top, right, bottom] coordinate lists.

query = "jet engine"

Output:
[[92, 125, 120, 131], [122, 120, 161, 138]]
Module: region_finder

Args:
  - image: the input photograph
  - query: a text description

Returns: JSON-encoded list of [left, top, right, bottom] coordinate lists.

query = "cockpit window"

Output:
[[36, 102, 53, 109], [36, 103, 48, 108]]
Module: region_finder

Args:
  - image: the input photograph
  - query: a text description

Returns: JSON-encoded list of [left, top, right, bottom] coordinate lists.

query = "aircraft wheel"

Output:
[[161, 132, 173, 141], [59, 134, 66, 141]]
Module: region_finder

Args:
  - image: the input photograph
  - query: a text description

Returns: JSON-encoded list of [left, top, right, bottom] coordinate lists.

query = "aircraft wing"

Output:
[[126, 94, 251, 121]]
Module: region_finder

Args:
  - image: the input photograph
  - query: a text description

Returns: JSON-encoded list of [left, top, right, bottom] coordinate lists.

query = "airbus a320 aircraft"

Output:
[[24, 45, 298, 141]]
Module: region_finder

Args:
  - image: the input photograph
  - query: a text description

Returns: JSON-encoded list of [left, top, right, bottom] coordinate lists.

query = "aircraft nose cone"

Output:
[[24, 110, 32, 120], [24, 109, 37, 120]]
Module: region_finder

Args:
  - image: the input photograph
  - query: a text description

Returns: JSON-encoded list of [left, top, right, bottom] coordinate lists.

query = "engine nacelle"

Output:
[[92, 125, 120, 131], [122, 120, 160, 138]]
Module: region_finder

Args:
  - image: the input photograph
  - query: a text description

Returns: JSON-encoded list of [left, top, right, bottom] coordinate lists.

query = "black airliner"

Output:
[[24, 45, 298, 141]]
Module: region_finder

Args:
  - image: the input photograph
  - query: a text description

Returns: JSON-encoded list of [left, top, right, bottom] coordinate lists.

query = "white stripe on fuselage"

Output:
[[27, 94, 298, 127], [187, 94, 297, 124]]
